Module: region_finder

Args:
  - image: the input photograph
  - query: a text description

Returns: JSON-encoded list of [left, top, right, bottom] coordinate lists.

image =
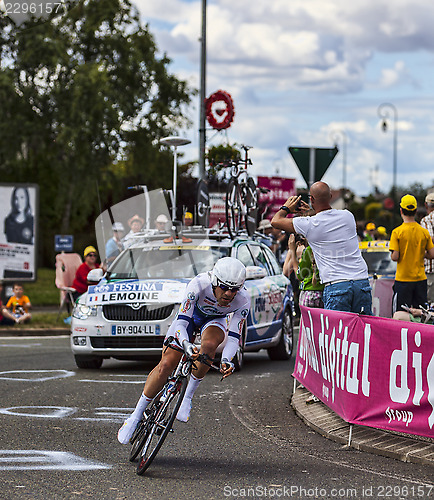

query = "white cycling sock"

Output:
[[117, 393, 153, 444], [176, 376, 203, 422], [184, 374, 203, 400], [131, 393, 153, 420]]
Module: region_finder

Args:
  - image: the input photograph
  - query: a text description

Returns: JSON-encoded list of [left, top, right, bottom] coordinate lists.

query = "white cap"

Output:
[[112, 222, 125, 231], [258, 219, 272, 230], [156, 214, 169, 223]]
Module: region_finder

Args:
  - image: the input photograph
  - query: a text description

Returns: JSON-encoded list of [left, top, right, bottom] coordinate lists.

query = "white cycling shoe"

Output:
[[176, 398, 192, 422], [117, 416, 140, 444]]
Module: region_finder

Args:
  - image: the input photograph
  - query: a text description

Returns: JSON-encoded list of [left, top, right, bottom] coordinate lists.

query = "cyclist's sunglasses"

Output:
[[217, 280, 241, 292]]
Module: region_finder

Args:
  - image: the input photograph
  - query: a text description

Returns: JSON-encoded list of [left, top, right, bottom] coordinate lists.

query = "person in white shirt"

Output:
[[271, 181, 372, 315], [420, 192, 434, 303]]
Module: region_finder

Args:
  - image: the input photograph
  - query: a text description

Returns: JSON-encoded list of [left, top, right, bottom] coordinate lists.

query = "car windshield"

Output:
[[362, 250, 397, 275], [107, 245, 229, 280]]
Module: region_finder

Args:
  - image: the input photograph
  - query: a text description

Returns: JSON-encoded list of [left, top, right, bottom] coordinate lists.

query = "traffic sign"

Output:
[[288, 147, 338, 187]]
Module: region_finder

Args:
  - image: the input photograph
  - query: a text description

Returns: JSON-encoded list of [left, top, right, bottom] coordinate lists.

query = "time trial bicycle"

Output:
[[129, 336, 220, 475]]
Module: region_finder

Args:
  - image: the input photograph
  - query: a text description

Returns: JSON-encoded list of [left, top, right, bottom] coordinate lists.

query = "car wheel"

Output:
[[267, 307, 293, 361], [233, 331, 246, 371], [74, 355, 103, 369]]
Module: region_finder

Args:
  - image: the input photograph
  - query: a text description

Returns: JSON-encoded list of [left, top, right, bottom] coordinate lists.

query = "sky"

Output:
[[135, 0, 434, 196]]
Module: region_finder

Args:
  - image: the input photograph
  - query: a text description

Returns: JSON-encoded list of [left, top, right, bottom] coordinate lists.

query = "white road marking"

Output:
[[0, 343, 42, 348], [0, 406, 77, 418], [79, 379, 144, 384], [0, 370, 75, 382], [0, 405, 130, 423], [0, 450, 110, 470]]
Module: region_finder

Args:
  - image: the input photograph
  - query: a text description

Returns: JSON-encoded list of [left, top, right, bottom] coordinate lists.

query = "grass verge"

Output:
[[0, 311, 70, 330]]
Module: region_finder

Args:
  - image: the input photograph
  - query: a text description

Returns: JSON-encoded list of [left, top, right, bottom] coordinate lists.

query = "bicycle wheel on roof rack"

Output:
[[245, 177, 258, 237], [225, 178, 243, 238]]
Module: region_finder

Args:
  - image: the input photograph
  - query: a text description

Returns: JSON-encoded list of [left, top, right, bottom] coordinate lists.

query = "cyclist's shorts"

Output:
[[165, 315, 229, 347]]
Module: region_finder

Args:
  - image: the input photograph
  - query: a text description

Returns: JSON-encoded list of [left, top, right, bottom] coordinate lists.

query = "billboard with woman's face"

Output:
[[0, 184, 38, 281]]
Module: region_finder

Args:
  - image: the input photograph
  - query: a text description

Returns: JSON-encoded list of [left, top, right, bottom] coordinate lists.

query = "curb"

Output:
[[291, 385, 434, 466], [0, 328, 70, 337]]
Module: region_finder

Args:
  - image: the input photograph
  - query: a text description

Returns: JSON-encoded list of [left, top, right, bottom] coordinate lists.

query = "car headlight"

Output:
[[72, 303, 98, 320]]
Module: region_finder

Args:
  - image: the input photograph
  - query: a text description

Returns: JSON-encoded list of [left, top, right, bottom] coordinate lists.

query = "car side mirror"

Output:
[[87, 268, 104, 283], [245, 265, 267, 280]]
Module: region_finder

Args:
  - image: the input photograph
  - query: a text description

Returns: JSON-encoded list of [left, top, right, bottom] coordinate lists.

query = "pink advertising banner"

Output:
[[294, 306, 434, 438], [257, 176, 296, 220]]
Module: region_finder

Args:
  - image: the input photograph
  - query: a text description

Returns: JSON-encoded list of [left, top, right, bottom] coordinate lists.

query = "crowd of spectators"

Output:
[[261, 184, 434, 320]]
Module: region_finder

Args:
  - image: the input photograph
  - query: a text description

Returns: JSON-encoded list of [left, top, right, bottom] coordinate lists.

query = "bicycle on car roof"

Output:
[[223, 145, 258, 239]]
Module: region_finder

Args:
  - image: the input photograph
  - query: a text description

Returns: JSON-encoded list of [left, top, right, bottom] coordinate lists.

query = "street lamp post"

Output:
[[377, 103, 398, 206], [198, 0, 207, 180], [160, 136, 191, 220], [330, 130, 347, 190]]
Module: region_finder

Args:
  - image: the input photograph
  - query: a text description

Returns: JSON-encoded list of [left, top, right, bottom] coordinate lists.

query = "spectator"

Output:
[[5, 283, 32, 323], [123, 214, 145, 248], [0, 282, 16, 326], [390, 194, 434, 314], [420, 192, 434, 304], [271, 181, 372, 314], [363, 222, 376, 241], [72, 246, 100, 301], [288, 234, 324, 308], [393, 304, 434, 324], [183, 211, 194, 227], [282, 234, 307, 316], [105, 222, 124, 268], [155, 213, 169, 232], [376, 226, 388, 240], [271, 226, 287, 262], [257, 219, 274, 249]]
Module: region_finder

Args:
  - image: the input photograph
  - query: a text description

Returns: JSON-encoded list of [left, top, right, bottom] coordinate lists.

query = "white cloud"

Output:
[[134, 0, 434, 195]]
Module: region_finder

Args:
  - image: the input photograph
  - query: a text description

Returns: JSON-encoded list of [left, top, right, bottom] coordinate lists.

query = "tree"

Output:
[[0, 0, 194, 264], [206, 144, 241, 191]]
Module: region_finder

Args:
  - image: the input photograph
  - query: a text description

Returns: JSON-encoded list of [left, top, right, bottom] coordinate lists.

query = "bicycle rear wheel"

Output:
[[136, 376, 188, 475], [226, 178, 243, 238]]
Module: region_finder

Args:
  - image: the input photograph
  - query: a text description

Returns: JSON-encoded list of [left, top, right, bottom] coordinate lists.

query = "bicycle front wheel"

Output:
[[136, 376, 188, 475], [129, 416, 150, 462], [226, 178, 242, 238]]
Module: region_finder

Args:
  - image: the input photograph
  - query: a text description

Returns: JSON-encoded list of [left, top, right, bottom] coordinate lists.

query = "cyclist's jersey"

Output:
[[170, 272, 250, 362]]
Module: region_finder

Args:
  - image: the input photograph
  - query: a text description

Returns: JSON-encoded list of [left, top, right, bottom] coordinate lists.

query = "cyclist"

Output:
[[118, 257, 250, 444]]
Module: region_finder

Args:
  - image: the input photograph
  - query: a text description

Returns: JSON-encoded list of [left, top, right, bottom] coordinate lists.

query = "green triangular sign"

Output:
[[288, 146, 338, 186]]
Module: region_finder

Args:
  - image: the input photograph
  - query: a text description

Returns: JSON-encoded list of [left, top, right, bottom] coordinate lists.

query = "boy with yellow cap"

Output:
[[390, 194, 434, 313]]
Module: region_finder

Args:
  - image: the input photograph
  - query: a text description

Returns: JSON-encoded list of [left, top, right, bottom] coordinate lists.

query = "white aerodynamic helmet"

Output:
[[211, 257, 246, 289]]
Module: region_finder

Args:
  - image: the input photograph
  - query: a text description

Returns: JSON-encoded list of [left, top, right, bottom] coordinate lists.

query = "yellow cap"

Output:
[[400, 194, 417, 211], [184, 212, 193, 220], [377, 226, 387, 235], [366, 222, 376, 231], [84, 245, 97, 257]]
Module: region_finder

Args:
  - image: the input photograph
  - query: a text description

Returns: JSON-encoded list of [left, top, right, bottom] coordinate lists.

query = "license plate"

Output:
[[111, 324, 159, 335]]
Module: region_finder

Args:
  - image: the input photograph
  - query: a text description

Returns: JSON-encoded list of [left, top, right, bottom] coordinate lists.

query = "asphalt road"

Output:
[[0, 335, 433, 500]]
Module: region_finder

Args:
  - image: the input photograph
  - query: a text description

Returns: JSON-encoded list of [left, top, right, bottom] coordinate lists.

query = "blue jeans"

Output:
[[323, 279, 372, 315]]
